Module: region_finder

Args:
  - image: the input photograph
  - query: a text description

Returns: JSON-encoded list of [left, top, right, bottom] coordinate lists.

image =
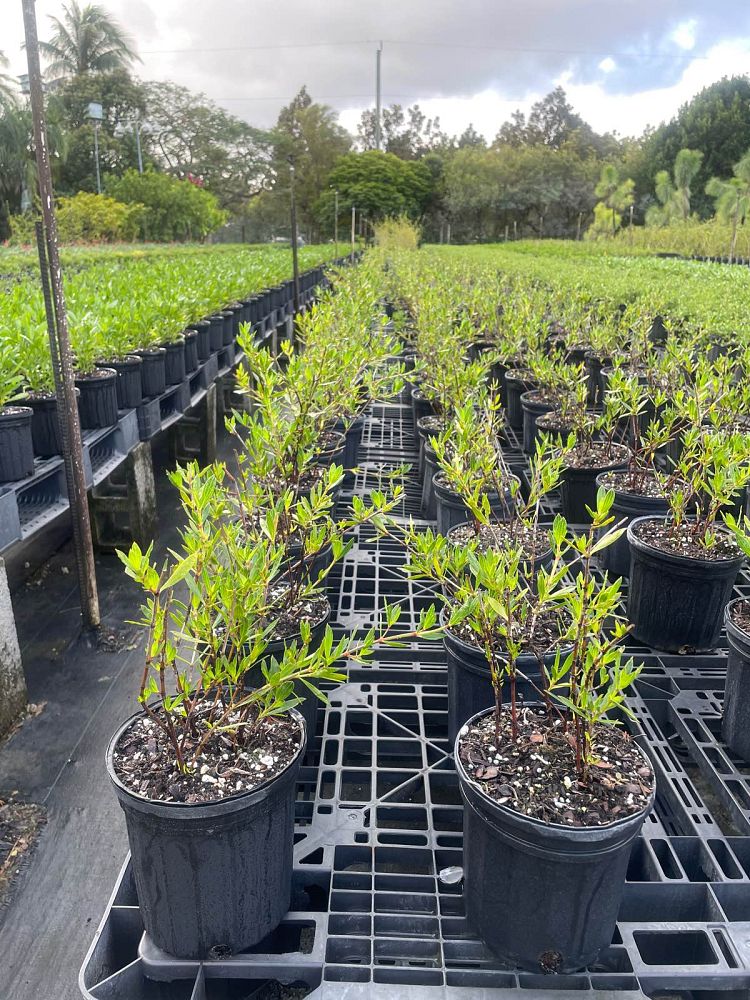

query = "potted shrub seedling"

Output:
[[627, 428, 750, 651], [110, 460, 441, 960], [73, 337, 119, 430], [0, 362, 35, 481], [454, 491, 654, 972], [595, 370, 680, 576], [93, 318, 144, 409], [430, 399, 519, 536], [720, 515, 750, 760], [557, 395, 630, 523], [18, 328, 71, 459]]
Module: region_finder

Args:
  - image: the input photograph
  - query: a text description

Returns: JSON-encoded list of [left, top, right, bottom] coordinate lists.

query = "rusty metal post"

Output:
[[22, 0, 100, 628]]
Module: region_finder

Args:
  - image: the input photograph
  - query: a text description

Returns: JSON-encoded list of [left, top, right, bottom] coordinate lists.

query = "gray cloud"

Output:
[[7, 1, 750, 131]]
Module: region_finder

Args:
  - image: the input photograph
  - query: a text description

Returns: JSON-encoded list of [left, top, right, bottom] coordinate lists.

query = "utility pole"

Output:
[[351, 204, 356, 259], [87, 102, 103, 194], [93, 122, 101, 193], [21, 0, 100, 629], [576, 212, 583, 241], [134, 110, 143, 173], [288, 157, 300, 315], [375, 42, 383, 151], [333, 188, 339, 256]]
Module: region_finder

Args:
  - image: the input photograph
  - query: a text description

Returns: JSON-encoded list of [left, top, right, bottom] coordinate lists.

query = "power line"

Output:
[[140, 38, 712, 62]]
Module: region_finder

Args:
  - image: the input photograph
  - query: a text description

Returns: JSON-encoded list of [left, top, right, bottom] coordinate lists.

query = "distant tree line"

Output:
[[2, 2, 750, 245]]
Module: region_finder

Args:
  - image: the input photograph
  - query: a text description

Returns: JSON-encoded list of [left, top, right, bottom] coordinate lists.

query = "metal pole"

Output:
[[375, 42, 383, 151], [351, 205, 356, 259], [334, 189, 339, 256], [135, 111, 143, 173], [93, 121, 101, 194], [289, 160, 300, 315], [21, 0, 100, 629]]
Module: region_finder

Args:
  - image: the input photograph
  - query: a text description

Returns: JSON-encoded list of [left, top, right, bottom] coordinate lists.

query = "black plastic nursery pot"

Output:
[[97, 355, 143, 409], [344, 415, 364, 471], [75, 368, 119, 430], [136, 347, 167, 399], [559, 445, 629, 524], [520, 390, 556, 454], [627, 516, 744, 652], [585, 352, 610, 407], [722, 599, 750, 760], [252, 606, 332, 754], [106, 707, 305, 960], [183, 330, 199, 373], [594, 474, 670, 578], [163, 339, 186, 386], [434, 473, 517, 537], [315, 430, 346, 469], [504, 369, 536, 430], [0, 406, 35, 481], [191, 320, 212, 361], [442, 616, 567, 744], [536, 410, 573, 443], [416, 415, 443, 481], [209, 315, 225, 353], [24, 392, 71, 459], [421, 440, 439, 519], [221, 310, 235, 346], [456, 706, 654, 974], [410, 388, 434, 430]]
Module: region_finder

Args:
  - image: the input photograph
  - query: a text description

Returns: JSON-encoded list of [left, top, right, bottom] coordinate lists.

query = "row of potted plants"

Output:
[[0, 251, 339, 482], [378, 247, 750, 970], [106, 263, 444, 959]]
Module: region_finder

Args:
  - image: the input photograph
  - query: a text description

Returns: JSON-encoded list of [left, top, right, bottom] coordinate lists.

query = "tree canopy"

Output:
[[40, 1, 139, 78]]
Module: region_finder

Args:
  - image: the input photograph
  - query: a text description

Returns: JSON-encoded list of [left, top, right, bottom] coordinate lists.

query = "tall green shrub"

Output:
[[106, 169, 227, 241]]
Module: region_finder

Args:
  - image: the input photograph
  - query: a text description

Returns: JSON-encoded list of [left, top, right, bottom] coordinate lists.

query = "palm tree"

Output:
[[40, 2, 139, 78], [0, 51, 19, 107], [595, 164, 635, 235], [707, 150, 750, 262], [645, 148, 703, 226]]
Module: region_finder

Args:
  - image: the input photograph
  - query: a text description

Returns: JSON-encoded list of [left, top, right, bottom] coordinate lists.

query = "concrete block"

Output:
[[0, 556, 26, 738]]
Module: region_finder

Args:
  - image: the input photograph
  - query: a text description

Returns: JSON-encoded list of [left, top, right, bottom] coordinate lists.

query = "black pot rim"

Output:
[[595, 472, 669, 503], [439, 604, 571, 660], [106, 705, 306, 813], [520, 388, 556, 407], [98, 355, 142, 368], [265, 599, 332, 646], [563, 442, 630, 472], [433, 470, 519, 498], [0, 404, 33, 418], [627, 515, 745, 568], [445, 519, 552, 560], [725, 596, 750, 642], [136, 346, 167, 357], [455, 704, 655, 834], [76, 368, 116, 382]]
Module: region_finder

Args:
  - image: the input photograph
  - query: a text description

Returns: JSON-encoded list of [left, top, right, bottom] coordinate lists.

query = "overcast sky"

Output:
[[3, 1, 750, 139]]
